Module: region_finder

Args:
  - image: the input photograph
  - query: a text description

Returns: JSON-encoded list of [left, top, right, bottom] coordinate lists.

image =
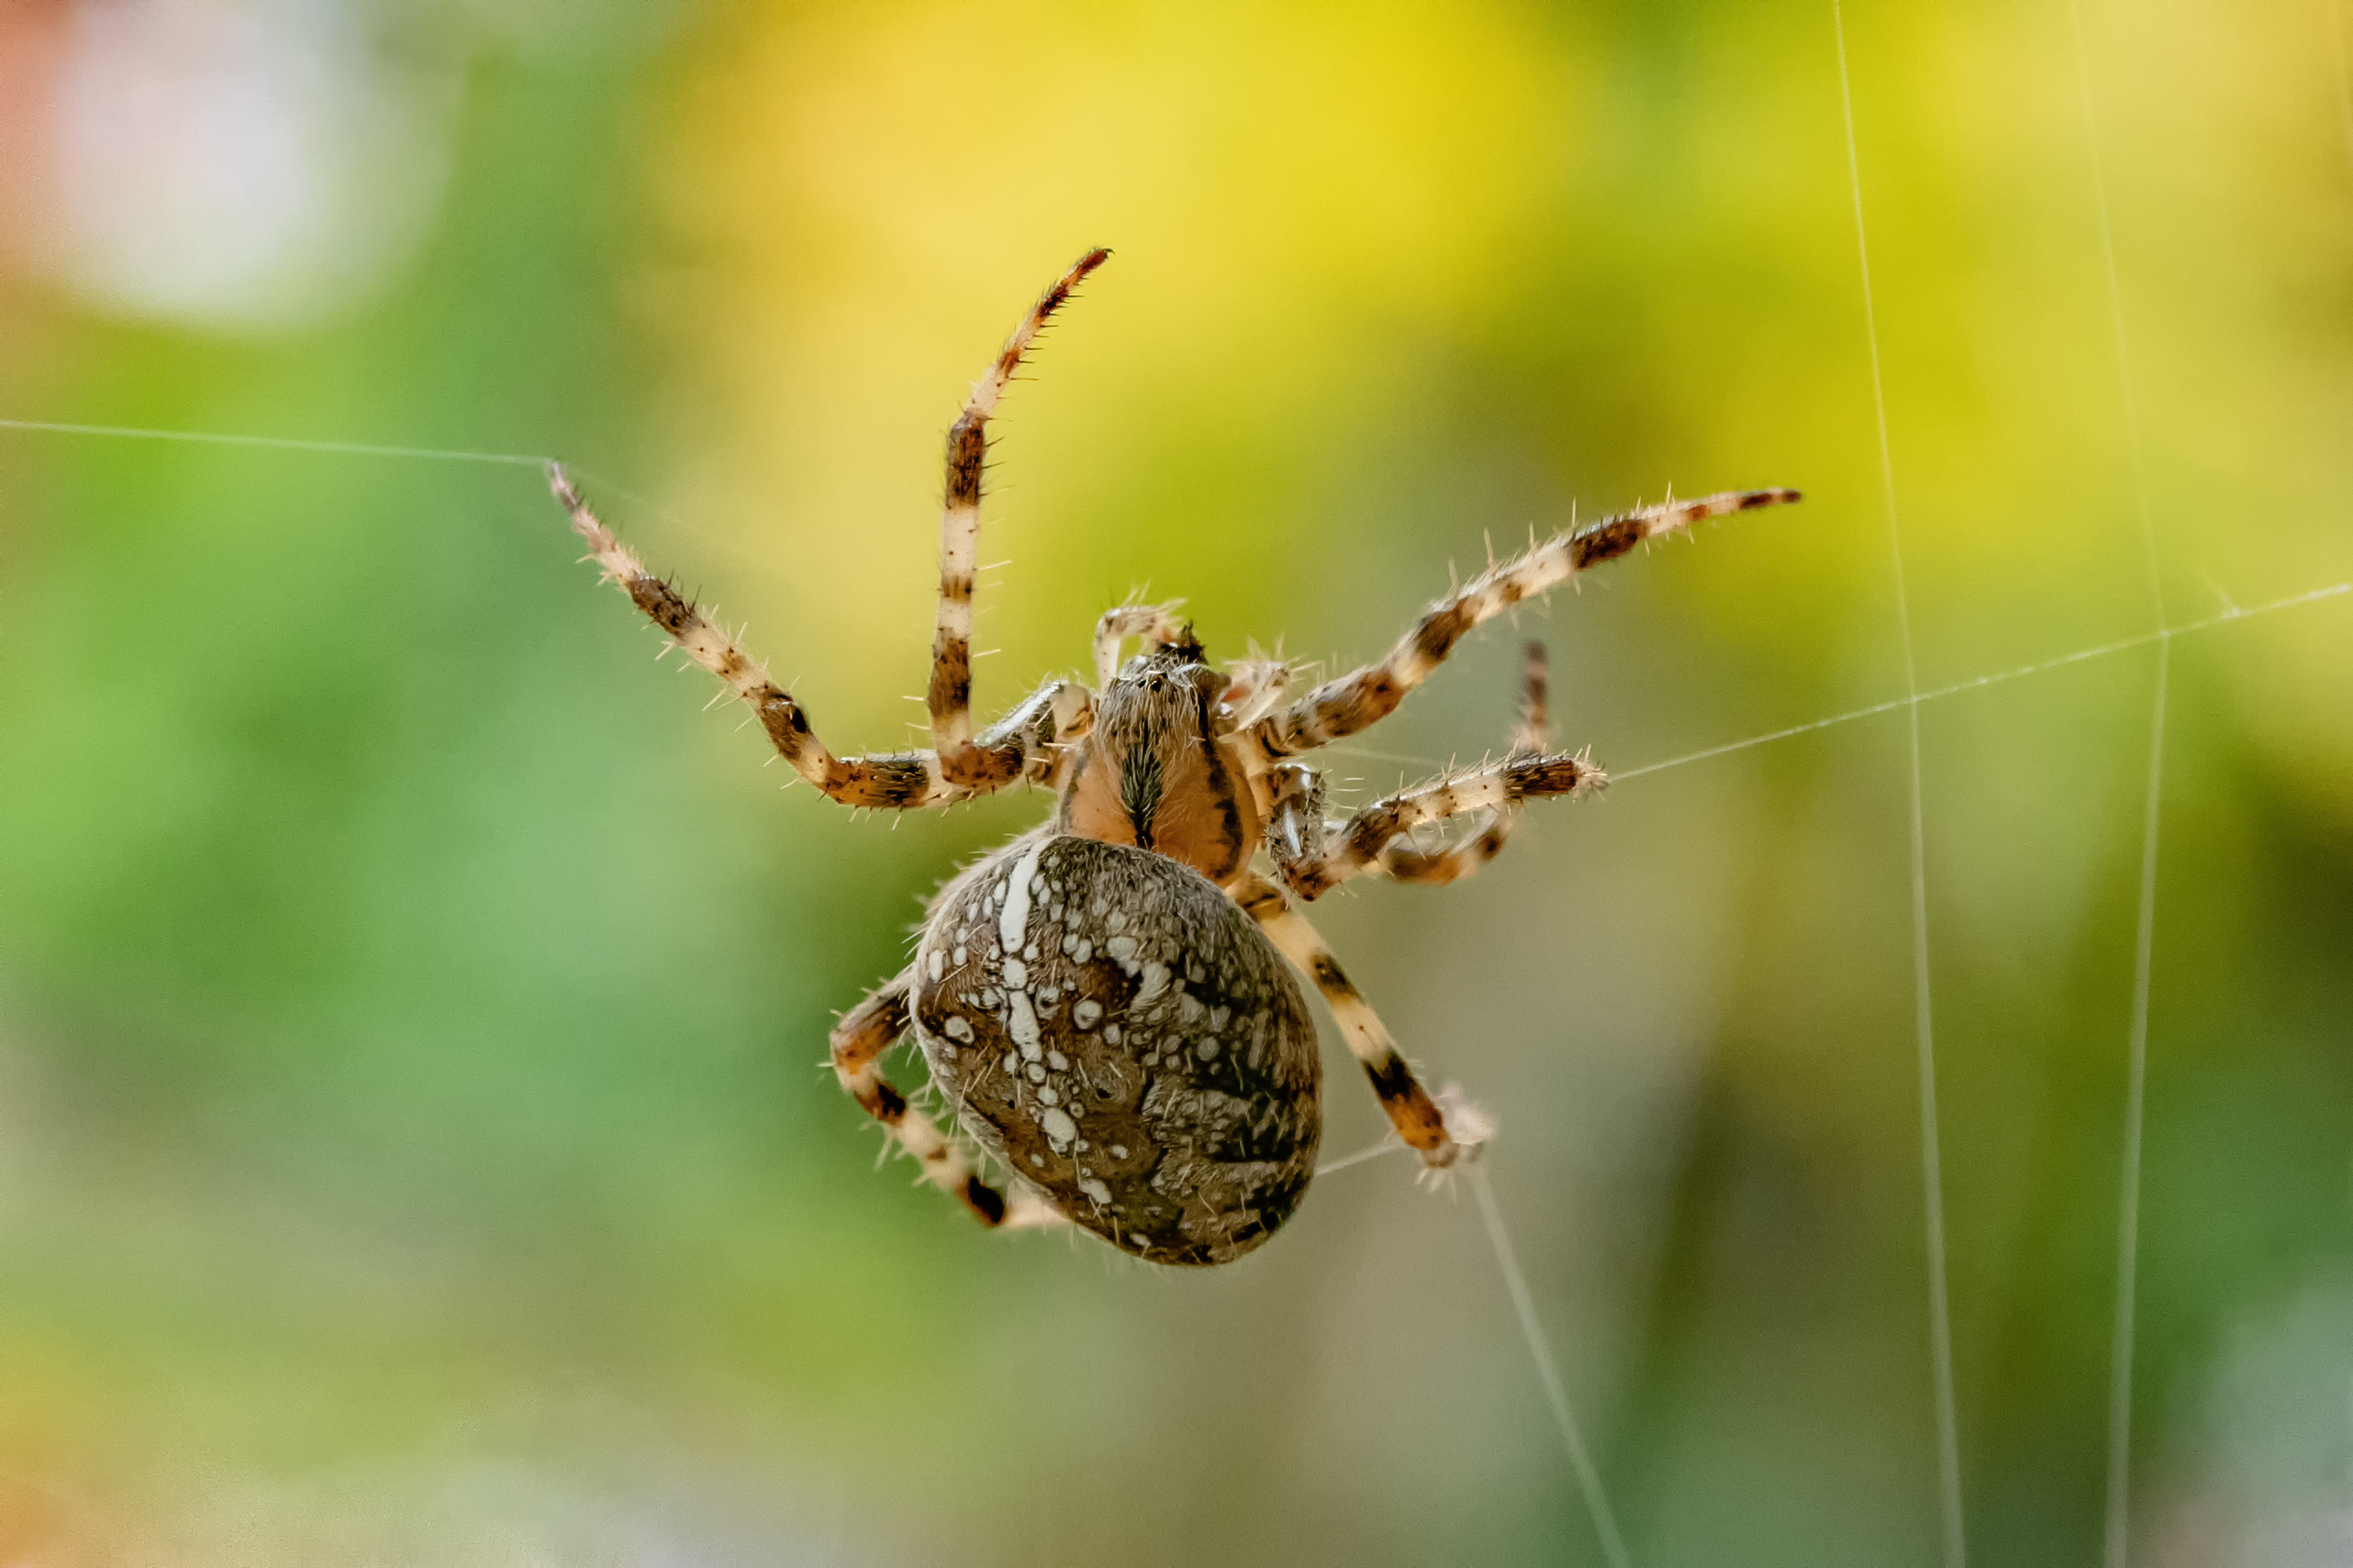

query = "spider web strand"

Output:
[[2068, 2, 2174, 1558], [2105, 635, 2169, 1568], [1318, 581, 2347, 791], [1608, 582, 2346, 784], [1470, 1164, 1634, 1568], [1833, 6, 1968, 1564], [1313, 1140, 1406, 1178], [0, 417, 551, 467], [0, 416, 818, 608]]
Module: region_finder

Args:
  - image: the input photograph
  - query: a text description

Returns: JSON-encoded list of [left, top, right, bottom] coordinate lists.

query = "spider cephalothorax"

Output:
[[1059, 651, 1261, 885], [552, 249, 1799, 1264]]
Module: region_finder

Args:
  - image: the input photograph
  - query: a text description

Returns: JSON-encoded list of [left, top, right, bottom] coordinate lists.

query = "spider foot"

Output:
[[1411, 1084, 1497, 1188]]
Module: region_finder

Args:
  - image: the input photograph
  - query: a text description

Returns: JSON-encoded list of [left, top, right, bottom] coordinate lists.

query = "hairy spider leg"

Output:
[[931, 248, 1112, 787], [551, 465, 1087, 806], [1377, 639, 1553, 888], [1269, 747, 1603, 902], [1244, 488, 1801, 764], [831, 973, 1061, 1229], [1513, 638, 1549, 754], [1265, 641, 1552, 895], [1230, 872, 1484, 1170]]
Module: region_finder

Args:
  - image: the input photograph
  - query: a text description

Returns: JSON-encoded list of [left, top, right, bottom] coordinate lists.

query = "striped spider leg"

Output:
[[1266, 640, 1585, 899], [1229, 870, 1485, 1171], [1239, 487, 1801, 769], [831, 974, 1060, 1231], [1230, 648, 1558, 1171], [552, 249, 1110, 808], [550, 467, 1091, 809], [1282, 745, 1601, 901], [1381, 639, 1552, 888], [1232, 493, 1801, 1170], [932, 248, 1112, 787], [555, 255, 1114, 1227]]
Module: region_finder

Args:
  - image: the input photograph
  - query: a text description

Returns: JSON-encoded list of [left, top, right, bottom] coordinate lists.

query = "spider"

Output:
[[549, 248, 1799, 1266]]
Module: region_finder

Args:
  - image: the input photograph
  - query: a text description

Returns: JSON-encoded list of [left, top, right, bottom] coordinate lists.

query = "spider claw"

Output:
[[1413, 1083, 1497, 1185]]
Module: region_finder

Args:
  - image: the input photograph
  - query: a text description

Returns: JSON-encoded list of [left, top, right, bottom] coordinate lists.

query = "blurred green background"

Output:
[[1, 1, 2348, 1563]]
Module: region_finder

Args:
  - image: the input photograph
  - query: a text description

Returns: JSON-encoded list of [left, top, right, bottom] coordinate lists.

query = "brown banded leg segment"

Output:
[[1511, 638, 1549, 755], [1380, 639, 1549, 890], [1230, 873, 1480, 1169], [1092, 599, 1190, 687], [1244, 488, 1801, 762], [931, 248, 1112, 788], [1263, 762, 1329, 892], [1267, 641, 1559, 896], [1277, 749, 1603, 901], [831, 973, 1030, 1228], [982, 676, 1096, 794], [552, 467, 1083, 807]]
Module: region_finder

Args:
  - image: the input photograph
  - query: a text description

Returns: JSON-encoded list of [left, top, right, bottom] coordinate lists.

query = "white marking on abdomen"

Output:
[[1008, 991, 1043, 1060], [998, 839, 1049, 954]]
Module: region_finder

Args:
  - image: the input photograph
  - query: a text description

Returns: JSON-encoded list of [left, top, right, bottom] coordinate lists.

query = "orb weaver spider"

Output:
[[550, 249, 1798, 1265]]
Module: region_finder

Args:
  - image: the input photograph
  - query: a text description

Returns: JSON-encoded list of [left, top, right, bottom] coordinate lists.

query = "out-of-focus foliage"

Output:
[[0, 0, 2347, 1563]]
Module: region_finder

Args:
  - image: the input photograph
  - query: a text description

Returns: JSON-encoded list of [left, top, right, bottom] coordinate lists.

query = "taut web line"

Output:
[[2105, 638, 2168, 1568], [0, 416, 550, 467], [1320, 581, 2344, 791], [1312, 1140, 1405, 1178], [1321, 569, 2346, 1567], [1832, 7, 1968, 1562], [1473, 1163, 1634, 1568], [1608, 584, 2339, 784], [0, 414, 815, 600], [2065, 3, 2174, 1562]]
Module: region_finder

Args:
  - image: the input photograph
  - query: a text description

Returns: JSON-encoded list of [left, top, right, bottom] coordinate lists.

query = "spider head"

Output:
[[1057, 650, 1261, 884]]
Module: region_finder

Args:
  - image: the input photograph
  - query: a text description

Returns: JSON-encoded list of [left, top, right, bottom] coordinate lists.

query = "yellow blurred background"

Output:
[[0, 1, 2347, 1562]]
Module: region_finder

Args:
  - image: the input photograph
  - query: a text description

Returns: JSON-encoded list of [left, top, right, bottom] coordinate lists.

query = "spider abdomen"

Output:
[[910, 831, 1321, 1266]]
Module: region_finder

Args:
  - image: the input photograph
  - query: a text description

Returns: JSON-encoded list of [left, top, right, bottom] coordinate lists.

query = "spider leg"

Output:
[[1377, 639, 1550, 888], [831, 972, 1062, 1229], [1269, 745, 1601, 901], [551, 468, 1091, 807], [1230, 872, 1486, 1170], [1265, 641, 1546, 895], [1304, 639, 1561, 896], [931, 249, 1112, 788], [1243, 488, 1799, 763]]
